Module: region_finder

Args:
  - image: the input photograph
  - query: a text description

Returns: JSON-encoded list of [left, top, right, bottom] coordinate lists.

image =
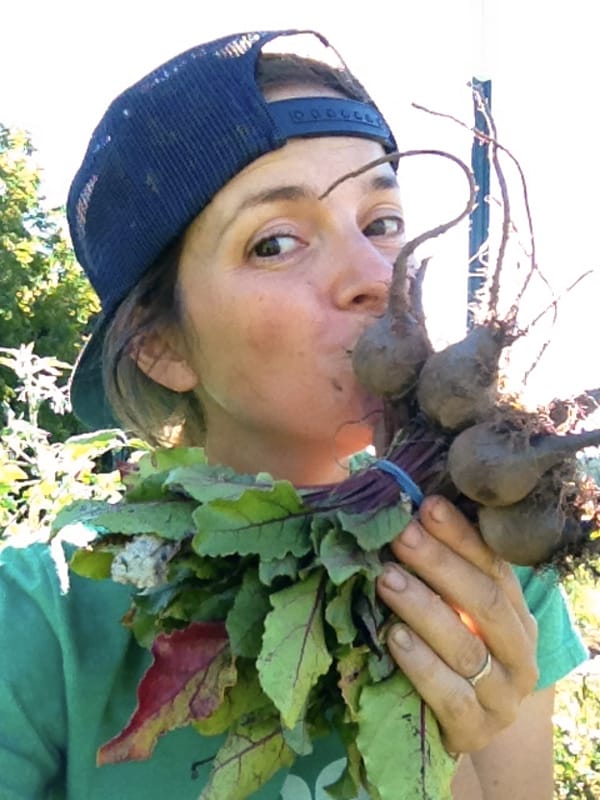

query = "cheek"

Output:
[[187, 285, 311, 376], [242, 296, 311, 360]]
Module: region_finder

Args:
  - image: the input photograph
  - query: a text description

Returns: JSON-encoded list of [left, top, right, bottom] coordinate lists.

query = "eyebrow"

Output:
[[229, 172, 401, 221], [369, 173, 400, 192], [234, 184, 314, 216]]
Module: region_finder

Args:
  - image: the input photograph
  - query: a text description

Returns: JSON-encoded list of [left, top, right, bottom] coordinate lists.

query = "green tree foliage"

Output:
[[0, 346, 128, 550], [0, 123, 99, 438]]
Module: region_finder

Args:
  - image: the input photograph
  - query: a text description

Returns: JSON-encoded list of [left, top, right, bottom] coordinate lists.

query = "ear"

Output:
[[134, 332, 198, 393]]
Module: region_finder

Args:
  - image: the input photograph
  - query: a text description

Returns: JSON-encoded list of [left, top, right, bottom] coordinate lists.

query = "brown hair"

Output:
[[103, 52, 374, 446]]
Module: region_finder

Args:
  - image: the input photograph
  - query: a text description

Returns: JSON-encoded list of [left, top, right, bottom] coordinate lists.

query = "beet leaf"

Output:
[[257, 569, 331, 729], [192, 481, 311, 559], [198, 711, 294, 800], [356, 672, 455, 799], [98, 621, 234, 765]]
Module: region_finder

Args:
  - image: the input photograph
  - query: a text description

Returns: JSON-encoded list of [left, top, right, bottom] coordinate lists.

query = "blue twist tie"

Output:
[[374, 459, 424, 507]]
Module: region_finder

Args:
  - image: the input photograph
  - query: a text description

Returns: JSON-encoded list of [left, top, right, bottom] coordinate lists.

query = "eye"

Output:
[[250, 233, 299, 260], [363, 216, 404, 238]]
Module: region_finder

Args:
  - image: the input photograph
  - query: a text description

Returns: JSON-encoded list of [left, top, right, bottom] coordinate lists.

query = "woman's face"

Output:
[[161, 135, 404, 484]]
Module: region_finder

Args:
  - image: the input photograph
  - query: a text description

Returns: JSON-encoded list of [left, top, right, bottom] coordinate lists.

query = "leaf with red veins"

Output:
[[98, 621, 235, 765], [200, 711, 295, 800]]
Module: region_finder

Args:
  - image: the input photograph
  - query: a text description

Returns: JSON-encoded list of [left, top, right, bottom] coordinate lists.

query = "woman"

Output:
[[0, 29, 587, 799]]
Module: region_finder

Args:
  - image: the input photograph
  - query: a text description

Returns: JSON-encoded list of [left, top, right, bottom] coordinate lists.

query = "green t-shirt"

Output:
[[0, 543, 587, 800]]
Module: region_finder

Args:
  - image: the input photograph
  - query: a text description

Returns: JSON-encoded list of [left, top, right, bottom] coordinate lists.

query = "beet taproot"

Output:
[[415, 322, 510, 431], [447, 423, 600, 507], [352, 244, 431, 398], [476, 463, 599, 567], [477, 489, 565, 566]]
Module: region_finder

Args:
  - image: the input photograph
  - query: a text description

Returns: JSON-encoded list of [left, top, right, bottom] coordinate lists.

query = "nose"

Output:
[[331, 235, 393, 315]]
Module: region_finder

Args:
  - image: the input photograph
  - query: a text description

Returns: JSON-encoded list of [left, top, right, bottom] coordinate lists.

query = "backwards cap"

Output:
[[67, 29, 397, 429]]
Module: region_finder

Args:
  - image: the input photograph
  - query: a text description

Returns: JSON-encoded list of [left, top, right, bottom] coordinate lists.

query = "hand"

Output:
[[376, 495, 539, 754]]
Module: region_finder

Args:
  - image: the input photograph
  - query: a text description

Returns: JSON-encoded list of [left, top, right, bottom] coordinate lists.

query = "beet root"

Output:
[[352, 312, 431, 398], [447, 423, 600, 507], [416, 323, 508, 431], [478, 492, 564, 566]]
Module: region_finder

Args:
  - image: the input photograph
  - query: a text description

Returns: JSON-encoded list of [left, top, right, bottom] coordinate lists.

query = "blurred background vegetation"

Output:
[[0, 123, 598, 798], [0, 123, 98, 440]]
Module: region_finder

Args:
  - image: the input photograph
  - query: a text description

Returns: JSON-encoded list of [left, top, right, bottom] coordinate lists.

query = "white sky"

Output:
[[2, 0, 599, 405]]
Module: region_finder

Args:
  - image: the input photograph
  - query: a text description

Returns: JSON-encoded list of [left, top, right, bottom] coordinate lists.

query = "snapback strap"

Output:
[[268, 97, 396, 151]]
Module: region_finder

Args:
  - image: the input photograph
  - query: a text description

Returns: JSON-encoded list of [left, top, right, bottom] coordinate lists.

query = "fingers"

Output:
[[374, 498, 540, 751], [384, 622, 513, 753], [378, 562, 492, 680], [378, 561, 524, 721], [418, 496, 537, 633], [387, 508, 538, 685]]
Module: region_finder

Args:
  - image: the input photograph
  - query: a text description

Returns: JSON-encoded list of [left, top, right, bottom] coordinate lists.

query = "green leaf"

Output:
[[338, 502, 412, 551], [125, 606, 160, 649], [257, 570, 332, 729], [138, 446, 207, 478], [69, 547, 114, 580], [192, 482, 311, 560], [258, 553, 299, 586], [123, 448, 207, 500], [325, 576, 358, 645], [352, 586, 387, 655], [167, 554, 222, 582], [194, 662, 271, 736], [357, 672, 455, 799], [336, 646, 370, 720], [123, 585, 183, 645], [54, 498, 195, 539], [367, 650, 396, 683], [167, 585, 238, 624], [226, 568, 271, 658], [200, 711, 294, 800], [165, 462, 260, 502], [133, 583, 181, 618], [282, 717, 313, 756], [319, 526, 382, 585], [63, 429, 128, 461], [310, 513, 336, 552]]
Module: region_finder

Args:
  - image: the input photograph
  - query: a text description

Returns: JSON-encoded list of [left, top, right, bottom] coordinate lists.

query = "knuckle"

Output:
[[476, 577, 507, 621], [444, 721, 491, 754], [513, 637, 540, 695], [422, 588, 446, 617], [455, 640, 488, 678], [520, 660, 540, 695], [490, 693, 520, 729], [504, 651, 539, 698], [440, 684, 478, 723], [487, 553, 512, 583]]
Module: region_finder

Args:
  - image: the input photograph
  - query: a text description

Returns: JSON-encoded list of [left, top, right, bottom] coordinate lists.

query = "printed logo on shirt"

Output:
[[280, 759, 370, 799]]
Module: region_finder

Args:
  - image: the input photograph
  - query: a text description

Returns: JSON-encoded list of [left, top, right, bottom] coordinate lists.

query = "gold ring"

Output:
[[466, 650, 492, 688]]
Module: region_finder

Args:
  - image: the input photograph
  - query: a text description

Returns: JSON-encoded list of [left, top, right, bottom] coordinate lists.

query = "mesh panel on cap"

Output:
[[74, 174, 98, 250]]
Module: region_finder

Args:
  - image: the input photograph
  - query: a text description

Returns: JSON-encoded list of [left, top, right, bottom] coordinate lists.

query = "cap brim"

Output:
[[69, 316, 121, 430]]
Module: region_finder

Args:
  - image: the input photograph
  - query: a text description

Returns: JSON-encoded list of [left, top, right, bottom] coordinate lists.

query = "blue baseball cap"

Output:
[[67, 29, 397, 430]]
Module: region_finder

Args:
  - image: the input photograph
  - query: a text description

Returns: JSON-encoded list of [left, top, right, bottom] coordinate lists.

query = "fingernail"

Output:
[[381, 564, 407, 592], [391, 625, 412, 651], [401, 521, 422, 548], [429, 497, 448, 523]]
